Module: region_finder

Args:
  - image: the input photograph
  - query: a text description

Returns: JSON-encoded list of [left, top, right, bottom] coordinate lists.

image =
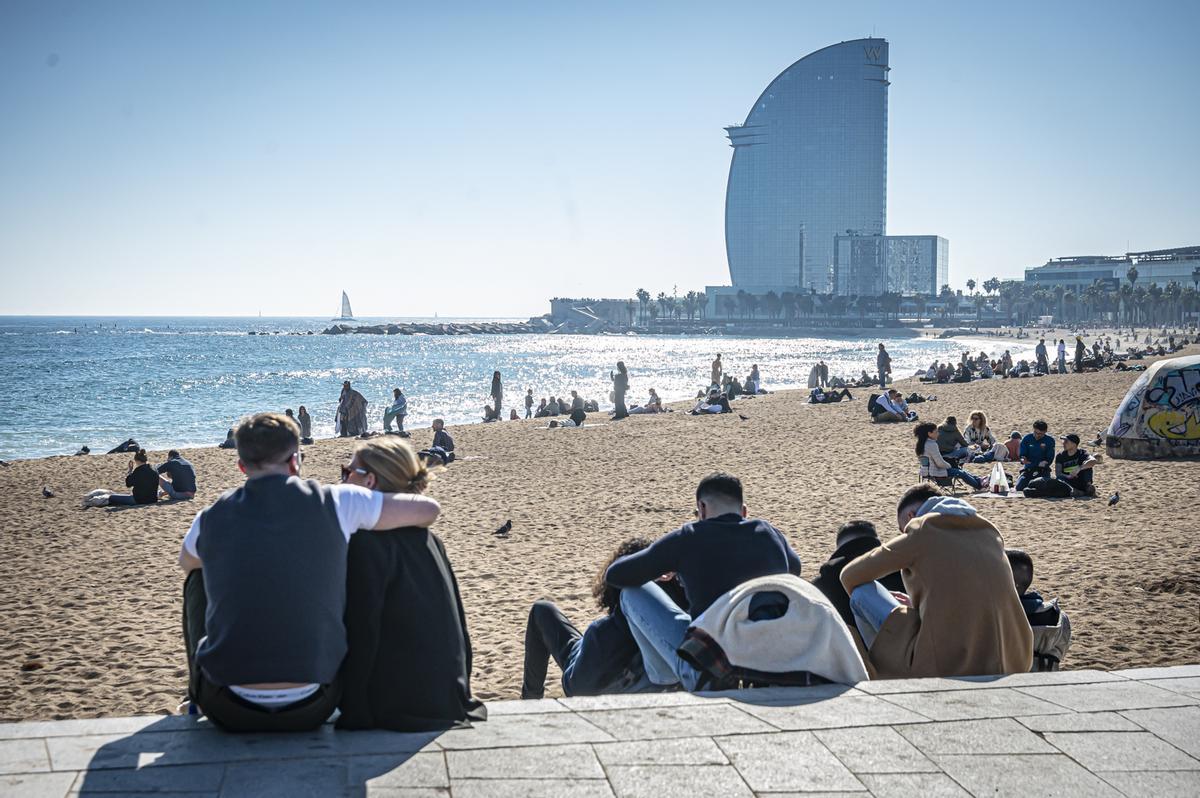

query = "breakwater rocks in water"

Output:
[[322, 320, 546, 336]]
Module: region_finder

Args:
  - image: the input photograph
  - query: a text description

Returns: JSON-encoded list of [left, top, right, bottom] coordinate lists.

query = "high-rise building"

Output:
[[834, 235, 949, 297], [724, 39, 889, 293], [1024, 247, 1200, 292]]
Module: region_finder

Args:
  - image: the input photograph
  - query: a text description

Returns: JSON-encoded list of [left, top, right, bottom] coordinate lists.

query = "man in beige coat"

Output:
[[840, 484, 1032, 679]]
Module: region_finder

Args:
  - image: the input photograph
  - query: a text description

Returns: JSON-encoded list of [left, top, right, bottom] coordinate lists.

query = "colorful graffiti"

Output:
[[1143, 364, 1200, 441]]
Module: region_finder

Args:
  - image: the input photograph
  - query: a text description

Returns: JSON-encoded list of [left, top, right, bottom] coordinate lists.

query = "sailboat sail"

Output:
[[337, 291, 354, 320]]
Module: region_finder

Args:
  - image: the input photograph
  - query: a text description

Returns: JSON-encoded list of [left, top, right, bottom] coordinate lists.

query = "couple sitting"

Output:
[[83, 449, 197, 507], [179, 413, 484, 732], [524, 474, 867, 696], [871, 389, 917, 422]]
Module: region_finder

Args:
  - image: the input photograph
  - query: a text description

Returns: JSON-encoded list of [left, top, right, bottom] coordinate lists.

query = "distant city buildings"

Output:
[[1024, 246, 1200, 291], [710, 38, 949, 308], [834, 235, 949, 297]]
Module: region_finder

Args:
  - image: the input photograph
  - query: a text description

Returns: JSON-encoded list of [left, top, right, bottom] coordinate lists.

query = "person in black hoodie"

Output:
[[336, 436, 486, 730], [810, 521, 904, 631], [107, 449, 160, 506], [521, 538, 687, 699]]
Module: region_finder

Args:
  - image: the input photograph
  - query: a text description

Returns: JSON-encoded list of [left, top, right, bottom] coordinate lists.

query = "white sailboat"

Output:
[[332, 291, 356, 322]]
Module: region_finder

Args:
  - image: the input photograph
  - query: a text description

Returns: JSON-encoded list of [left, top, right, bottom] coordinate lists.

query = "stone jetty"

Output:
[[321, 320, 548, 336]]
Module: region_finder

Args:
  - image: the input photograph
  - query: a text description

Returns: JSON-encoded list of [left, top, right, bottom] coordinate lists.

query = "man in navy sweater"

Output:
[[1016, 419, 1056, 491], [605, 472, 802, 691]]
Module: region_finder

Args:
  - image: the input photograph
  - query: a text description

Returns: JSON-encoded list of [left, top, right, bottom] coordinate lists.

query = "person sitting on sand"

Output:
[[748, 364, 763, 393], [965, 412, 1006, 463], [952, 363, 972, 383], [872, 389, 912, 422], [335, 436, 485, 730], [218, 429, 237, 449], [420, 418, 455, 465], [937, 416, 972, 462], [979, 360, 994, 378], [157, 450, 197, 500], [297, 406, 314, 445], [509, 408, 519, 421], [522, 537, 688, 699], [810, 386, 853, 404], [482, 404, 499, 423], [810, 521, 904, 631], [1054, 433, 1097, 496], [935, 363, 952, 383], [384, 388, 408, 435], [921, 362, 938, 382], [103, 449, 161, 506], [533, 398, 549, 417], [839, 484, 1032, 678], [1006, 548, 1072, 671], [177, 412, 441, 732], [628, 388, 663, 414], [568, 401, 587, 427], [916, 423, 983, 490], [691, 389, 732, 415], [1016, 420, 1055, 491], [546, 396, 561, 416], [603, 472, 802, 691]]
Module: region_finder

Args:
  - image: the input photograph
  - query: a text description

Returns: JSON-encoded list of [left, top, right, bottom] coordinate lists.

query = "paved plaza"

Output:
[[2, 665, 1198, 796]]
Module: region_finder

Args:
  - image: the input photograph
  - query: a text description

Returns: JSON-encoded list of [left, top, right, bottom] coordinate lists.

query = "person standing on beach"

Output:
[[876, 343, 891, 389], [711, 354, 722, 387], [818, 360, 829, 388], [383, 388, 408, 435], [1035, 339, 1049, 375], [1056, 339, 1067, 374], [611, 361, 630, 419], [1074, 336, 1087, 373], [177, 412, 441, 732], [337, 381, 369, 437], [297, 406, 313, 444], [525, 389, 534, 419], [490, 371, 503, 419]]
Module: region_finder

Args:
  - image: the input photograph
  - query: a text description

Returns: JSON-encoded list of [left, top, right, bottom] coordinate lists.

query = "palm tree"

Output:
[[656, 292, 669, 320], [747, 294, 761, 319], [721, 295, 736, 319], [764, 290, 782, 320], [1127, 265, 1139, 288], [684, 290, 698, 321], [736, 289, 749, 321], [635, 288, 650, 326], [781, 291, 796, 325], [914, 294, 928, 323], [696, 291, 708, 320], [625, 299, 635, 327]]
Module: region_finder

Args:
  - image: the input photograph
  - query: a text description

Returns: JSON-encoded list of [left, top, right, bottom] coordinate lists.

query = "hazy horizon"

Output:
[[2, 0, 1198, 317]]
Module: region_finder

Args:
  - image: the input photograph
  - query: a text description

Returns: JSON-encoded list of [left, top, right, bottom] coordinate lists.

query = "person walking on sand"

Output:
[[525, 389, 534, 419], [1035, 338, 1049, 375], [383, 388, 408, 435], [876, 343, 891, 389], [611, 361, 630, 420], [490, 371, 503, 419]]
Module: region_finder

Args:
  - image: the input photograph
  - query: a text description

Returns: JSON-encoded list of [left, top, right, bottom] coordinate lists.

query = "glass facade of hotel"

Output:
[[725, 39, 889, 293], [834, 235, 949, 297]]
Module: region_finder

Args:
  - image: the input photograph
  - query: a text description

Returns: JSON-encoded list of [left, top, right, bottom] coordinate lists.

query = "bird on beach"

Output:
[[737, 414, 750, 421], [1108, 491, 1120, 506], [493, 519, 512, 538], [41, 486, 54, 498], [1091, 434, 1103, 447]]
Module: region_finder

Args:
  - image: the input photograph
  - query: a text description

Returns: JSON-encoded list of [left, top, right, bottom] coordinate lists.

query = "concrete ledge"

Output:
[[0, 666, 1196, 796]]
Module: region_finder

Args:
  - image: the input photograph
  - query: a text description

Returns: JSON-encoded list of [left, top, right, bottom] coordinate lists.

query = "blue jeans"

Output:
[[618, 583, 702, 691], [948, 467, 983, 490], [107, 494, 137, 506], [159, 478, 194, 500], [383, 410, 406, 432], [944, 446, 971, 462], [849, 581, 903, 648], [1016, 466, 1049, 491], [972, 450, 996, 464]]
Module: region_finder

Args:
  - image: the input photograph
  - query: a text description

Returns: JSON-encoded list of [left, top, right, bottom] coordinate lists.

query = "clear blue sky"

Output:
[[2, 0, 1197, 317]]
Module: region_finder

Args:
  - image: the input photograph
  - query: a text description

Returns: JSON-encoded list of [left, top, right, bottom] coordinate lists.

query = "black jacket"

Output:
[[337, 527, 486, 731], [125, 463, 160, 504], [810, 537, 905, 629]]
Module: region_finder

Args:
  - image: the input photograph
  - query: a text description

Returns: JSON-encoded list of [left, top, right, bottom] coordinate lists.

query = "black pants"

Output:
[[613, 391, 628, 418], [521, 600, 581, 699], [182, 570, 340, 732]]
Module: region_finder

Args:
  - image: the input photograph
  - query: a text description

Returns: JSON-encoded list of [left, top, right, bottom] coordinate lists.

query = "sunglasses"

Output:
[[340, 464, 369, 482]]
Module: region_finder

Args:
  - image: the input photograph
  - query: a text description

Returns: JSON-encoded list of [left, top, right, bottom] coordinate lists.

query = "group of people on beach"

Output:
[[173, 414, 1067, 734], [82, 449, 198, 508]]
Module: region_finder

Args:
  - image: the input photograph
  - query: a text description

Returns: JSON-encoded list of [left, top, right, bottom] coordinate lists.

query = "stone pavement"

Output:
[[2, 665, 1199, 797]]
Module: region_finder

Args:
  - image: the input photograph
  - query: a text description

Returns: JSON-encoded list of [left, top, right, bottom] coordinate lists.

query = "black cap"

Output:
[[1065, 433, 1081, 444]]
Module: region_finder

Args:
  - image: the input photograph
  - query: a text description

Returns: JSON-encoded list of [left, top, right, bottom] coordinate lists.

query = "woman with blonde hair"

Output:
[[336, 436, 486, 730], [967, 411, 1008, 463]]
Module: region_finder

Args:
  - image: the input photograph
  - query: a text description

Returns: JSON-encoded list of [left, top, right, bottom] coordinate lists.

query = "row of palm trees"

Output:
[[628, 265, 1200, 328]]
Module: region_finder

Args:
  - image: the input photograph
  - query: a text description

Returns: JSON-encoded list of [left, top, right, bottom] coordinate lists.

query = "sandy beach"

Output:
[[1, 345, 1198, 722]]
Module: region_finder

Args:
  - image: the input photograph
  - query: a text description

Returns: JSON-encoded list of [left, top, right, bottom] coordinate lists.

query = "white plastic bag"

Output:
[[989, 462, 1008, 494]]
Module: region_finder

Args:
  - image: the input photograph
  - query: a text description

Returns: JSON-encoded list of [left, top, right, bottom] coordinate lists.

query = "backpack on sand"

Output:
[[1022, 476, 1072, 499]]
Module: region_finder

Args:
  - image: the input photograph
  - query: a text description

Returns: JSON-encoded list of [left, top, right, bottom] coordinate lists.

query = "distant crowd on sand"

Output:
[[159, 412, 1069, 735]]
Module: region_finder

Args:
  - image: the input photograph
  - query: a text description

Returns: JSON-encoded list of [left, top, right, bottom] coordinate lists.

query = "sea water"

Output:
[[0, 316, 1036, 460]]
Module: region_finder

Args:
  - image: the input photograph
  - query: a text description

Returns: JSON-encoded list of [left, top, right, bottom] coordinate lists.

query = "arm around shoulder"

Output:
[[373, 492, 441, 530]]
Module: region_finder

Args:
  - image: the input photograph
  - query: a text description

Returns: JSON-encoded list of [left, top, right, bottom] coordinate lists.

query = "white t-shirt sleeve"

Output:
[[182, 511, 203, 558], [329, 484, 384, 540]]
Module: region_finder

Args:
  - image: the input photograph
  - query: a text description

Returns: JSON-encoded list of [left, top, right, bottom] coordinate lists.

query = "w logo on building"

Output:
[[864, 45, 883, 61]]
